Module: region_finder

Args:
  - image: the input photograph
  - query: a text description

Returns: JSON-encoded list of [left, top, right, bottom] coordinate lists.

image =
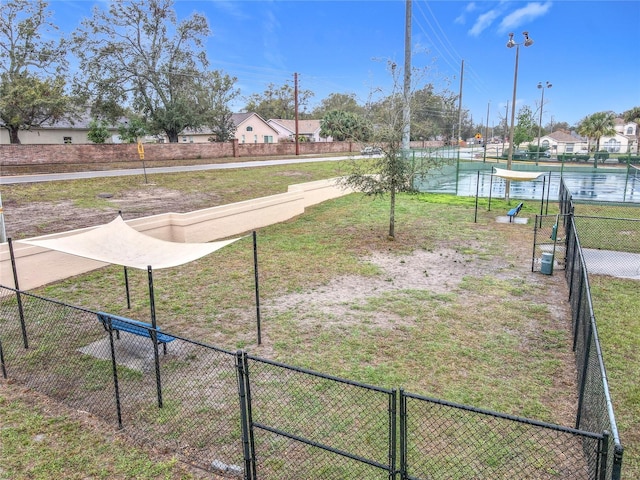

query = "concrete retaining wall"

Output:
[[0, 178, 352, 291]]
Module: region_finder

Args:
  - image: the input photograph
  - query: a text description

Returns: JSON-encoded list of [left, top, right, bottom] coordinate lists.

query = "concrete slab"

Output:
[[496, 216, 529, 224], [582, 249, 640, 280], [78, 333, 164, 373]]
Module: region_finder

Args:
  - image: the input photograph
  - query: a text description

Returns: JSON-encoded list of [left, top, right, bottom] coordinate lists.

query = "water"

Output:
[[419, 169, 640, 203]]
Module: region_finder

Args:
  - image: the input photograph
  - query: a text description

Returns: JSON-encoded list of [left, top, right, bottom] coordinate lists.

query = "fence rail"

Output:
[[0, 284, 621, 479]]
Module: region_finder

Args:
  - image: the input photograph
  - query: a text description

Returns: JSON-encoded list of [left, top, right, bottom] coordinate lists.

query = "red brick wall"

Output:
[[0, 140, 443, 168]]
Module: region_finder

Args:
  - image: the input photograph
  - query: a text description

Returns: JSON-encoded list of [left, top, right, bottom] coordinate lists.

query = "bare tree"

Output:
[[340, 61, 453, 240]]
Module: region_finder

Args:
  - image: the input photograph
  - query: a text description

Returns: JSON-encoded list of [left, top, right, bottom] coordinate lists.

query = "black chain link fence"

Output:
[[242, 354, 396, 479], [401, 391, 605, 479], [0, 288, 246, 475], [558, 179, 627, 480], [1, 284, 622, 479]]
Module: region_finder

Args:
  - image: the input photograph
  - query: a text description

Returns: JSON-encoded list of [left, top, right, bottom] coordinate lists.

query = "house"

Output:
[[0, 115, 121, 145], [267, 119, 331, 142], [531, 130, 589, 155], [170, 112, 280, 144], [531, 119, 638, 155]]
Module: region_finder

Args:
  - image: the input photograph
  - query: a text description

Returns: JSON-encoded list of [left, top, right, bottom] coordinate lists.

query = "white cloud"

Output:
[[468, 9, 501, 36], [211, 0, 249, 20], [455, 2, 478, 24], [498, 1, 553, 33]]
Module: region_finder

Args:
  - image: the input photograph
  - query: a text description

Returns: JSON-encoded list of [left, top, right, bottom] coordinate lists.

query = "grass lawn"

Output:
[[1, 159, 637, 478]]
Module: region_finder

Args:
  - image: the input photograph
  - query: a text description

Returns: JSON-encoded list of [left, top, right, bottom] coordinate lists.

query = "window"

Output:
[[627, 126, 634, 135], [263, 135, 273, 143], [241, 135, 245, 144], [182, 136, 188, 142], [566, 143, 574, 153], [254, 135, 257, 143], [246, 126, 253, 132], [542, 140, 550, 148], [605, 139, 620, 153], [63, 136, 72, 144]]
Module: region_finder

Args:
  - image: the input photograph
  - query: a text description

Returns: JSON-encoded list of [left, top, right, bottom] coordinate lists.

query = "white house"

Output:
[[0, 115, 121, 145], [532, 130, 589, 155], [531, 119, 638, 155], [267, 119, 331, 142]]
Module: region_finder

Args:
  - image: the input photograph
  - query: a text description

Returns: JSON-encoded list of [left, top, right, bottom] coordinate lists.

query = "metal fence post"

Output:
[[105, 316, 123, 429], [399, 389, 407, 480], [147, 265, 163, 409], [612, 443, 624, 480], [389, 389, 397, 480], [598, 431, 609, 480], [572, 272, 585, 352], [0, 337, 6, 379], [236, 350, 254, 480], [8, 239, 28, 349]]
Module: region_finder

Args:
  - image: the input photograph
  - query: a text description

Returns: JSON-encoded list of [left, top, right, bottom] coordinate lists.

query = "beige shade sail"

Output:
[[19, 216, 242, 270], [493, 168, 547, 181]]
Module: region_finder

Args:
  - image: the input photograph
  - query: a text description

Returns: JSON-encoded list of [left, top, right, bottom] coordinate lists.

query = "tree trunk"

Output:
[[388, 186, 396, 240], [167, 130, 179, 143], [8, 127, 21, 144]]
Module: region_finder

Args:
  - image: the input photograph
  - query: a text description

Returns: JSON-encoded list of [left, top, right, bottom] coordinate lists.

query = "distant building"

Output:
[[267, 119, 331, 142], [0, 115, 121, 145]]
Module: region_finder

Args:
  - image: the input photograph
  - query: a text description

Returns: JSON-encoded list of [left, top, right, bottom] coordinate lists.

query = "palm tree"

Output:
[[577, 112, 616, 168]]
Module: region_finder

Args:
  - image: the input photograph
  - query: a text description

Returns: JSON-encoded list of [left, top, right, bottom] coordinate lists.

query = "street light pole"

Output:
[[536, 81, 552, 165], [505, 31, 533, 202]]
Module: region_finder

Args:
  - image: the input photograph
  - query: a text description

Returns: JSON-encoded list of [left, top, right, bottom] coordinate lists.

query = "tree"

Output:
[[547, 121, 571, 133], [622, 106, 640, 153], [320, 110, 372, 141], [312, 93, 364, 118], [196, 70, 240, 142], [577, 111, 616, 167], [87, 118, 110, 144], [513, 106, 535, 147], [117, 117, 147, 144], [72, 0, 229, 143], [244, 82, 314, 120], [340, 61, 452, 240], [0, 0, 72, 143]]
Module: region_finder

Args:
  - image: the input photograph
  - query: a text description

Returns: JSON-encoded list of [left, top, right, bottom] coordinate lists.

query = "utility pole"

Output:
[[457, 60, 464, 146], [484, 101, 490, 162], [402, 0, 412, 152], [294, 72, 299, 155]]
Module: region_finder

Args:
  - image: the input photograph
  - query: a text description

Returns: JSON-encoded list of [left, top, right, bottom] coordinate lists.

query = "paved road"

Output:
[[0, 155, 356, 185]]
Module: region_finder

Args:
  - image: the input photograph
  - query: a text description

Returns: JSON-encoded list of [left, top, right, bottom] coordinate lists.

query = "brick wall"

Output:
[[0, 140, 443, 168], [0, 141, 357, 167]]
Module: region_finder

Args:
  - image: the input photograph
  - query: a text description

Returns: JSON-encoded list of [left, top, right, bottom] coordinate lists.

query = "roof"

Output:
[[268, 119, 322, 135], [545, 131, 585, 142]]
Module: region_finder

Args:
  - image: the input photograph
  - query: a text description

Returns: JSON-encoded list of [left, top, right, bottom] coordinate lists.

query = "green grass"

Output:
[[589, 276, 640, 479], [0, 392, 195, 479], [2, 162, 637, 478]]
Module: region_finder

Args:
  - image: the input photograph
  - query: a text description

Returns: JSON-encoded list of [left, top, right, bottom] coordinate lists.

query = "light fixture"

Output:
[[505, 31, 534, 202], [536, 81, 552, 164]]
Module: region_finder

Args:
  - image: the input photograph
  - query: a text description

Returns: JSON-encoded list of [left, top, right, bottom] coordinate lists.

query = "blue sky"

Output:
[[49, 0, 640, 128]]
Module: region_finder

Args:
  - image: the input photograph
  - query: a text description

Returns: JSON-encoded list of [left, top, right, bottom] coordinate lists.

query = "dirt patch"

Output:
[[3, 187, 215, 239], [264, 248, 487, 327]]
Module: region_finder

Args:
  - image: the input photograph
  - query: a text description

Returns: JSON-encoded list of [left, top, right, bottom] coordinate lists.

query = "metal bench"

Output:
[[97, 312, 175, 354], [507, 202, 524, 222]]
